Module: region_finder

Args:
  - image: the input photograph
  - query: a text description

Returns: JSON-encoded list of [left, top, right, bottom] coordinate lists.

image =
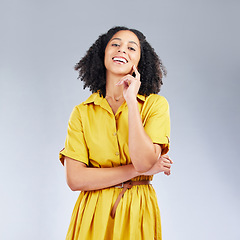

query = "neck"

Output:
[[105, 71, 124, 99]]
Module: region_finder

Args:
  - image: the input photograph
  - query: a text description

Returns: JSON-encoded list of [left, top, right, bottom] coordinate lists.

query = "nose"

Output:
[[118, 49, 126, 54], [118, 46, 126, 54]]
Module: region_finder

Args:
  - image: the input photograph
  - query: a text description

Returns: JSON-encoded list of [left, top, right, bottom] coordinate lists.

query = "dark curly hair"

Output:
[[75, 26, 167, 97]]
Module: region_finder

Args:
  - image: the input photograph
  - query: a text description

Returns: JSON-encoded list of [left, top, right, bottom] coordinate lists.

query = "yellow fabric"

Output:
[[60, 93, 170, 240]]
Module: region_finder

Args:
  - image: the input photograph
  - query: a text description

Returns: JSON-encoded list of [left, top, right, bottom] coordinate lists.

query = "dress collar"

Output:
[[83, 92, 146, 105]]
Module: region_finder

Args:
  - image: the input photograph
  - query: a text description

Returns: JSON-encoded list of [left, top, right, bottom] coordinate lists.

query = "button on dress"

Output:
[[59, 93, 170, 240]]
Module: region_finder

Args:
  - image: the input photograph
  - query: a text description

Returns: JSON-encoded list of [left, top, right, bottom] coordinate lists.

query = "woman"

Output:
[[59, 26, 173, 240]]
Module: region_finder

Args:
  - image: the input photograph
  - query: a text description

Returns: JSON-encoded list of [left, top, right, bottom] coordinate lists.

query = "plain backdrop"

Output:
[[0, 0, 239, 239]]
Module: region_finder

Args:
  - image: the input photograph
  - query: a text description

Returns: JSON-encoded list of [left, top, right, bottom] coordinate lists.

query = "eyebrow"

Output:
[[111, 38, 139, 47]]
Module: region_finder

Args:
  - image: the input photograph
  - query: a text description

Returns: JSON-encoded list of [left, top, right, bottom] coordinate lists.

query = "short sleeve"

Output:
[[144, 96, 170, 155], [59, 106, 89, 166]]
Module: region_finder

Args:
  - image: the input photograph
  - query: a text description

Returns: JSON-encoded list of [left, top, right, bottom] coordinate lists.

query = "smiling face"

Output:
[[104, 30, 141, 76]]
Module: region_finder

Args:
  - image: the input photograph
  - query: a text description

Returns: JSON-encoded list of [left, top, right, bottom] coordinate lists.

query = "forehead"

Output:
[[110, 30, 140, 45]]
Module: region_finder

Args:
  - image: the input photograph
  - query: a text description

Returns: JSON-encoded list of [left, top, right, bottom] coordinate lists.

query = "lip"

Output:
[[112, 56, 129, 64]]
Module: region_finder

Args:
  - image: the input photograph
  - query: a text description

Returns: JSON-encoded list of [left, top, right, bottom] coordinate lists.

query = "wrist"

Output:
[[125, 97, 138, 107]]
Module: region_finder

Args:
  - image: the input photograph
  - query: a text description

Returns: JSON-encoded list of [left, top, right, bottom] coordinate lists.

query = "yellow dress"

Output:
[[59, 93, 170, 240]]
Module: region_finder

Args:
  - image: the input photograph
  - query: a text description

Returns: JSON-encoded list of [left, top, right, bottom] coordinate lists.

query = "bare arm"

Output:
[[128, 100, 161, 172], [64, 156, 139, 191], [117, 65, 161, 172]]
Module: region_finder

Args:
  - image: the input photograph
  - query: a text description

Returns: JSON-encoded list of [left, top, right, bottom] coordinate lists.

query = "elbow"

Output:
[[133, 161, 154, 173], [66, 179, 79, 191], [132, 154, 158, 173], [64, 157, 88, 191], [66, 176, 85, 191], [67, 182, 79, 191], [131, 146, 161, 173]]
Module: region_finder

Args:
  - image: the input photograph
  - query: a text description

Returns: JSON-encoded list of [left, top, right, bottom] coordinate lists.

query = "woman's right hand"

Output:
[[142, 154, 173, 176]]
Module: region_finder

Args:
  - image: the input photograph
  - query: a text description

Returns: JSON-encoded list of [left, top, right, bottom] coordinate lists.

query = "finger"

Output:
[[116, 74, 136, 85], [161, 154, 170, 160], [162, 159, 173, 165], [164, 171, 171, 176], [161, 155, 173, 164], [116, 78, 130, 86], [162, 154, 169, 159], [163, 163, 172, 169], [163, 168, 171, 175], [133, 65, 140, 80]]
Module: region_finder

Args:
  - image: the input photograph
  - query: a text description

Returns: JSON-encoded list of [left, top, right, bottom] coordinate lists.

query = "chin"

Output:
[[111, 66, 132, 76]]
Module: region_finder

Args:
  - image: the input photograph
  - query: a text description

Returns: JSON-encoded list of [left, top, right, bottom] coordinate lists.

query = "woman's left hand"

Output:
[[116, 65, 141, 102], [142, 154, 173, 176]]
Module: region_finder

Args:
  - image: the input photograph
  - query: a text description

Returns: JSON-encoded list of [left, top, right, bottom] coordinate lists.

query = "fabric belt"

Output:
[[110, 180, 151, 218]]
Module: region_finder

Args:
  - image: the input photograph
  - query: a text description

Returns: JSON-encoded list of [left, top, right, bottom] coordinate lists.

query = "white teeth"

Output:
[[113, 57, 127, 64]]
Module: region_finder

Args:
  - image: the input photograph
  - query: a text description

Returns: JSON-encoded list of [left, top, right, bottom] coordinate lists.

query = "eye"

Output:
[[112, 43, 120, 47], [128, 47, 136, 51]]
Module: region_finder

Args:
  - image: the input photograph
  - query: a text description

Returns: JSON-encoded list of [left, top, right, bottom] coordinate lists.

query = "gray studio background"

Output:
[[0, 0, 239, 239]]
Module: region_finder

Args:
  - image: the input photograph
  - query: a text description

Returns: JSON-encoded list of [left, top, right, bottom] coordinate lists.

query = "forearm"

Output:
[[127, 99, 160, 172], [65, 157, 139, 191]]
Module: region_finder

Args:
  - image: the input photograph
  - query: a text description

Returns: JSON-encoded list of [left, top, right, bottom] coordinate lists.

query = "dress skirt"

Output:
[[65, 176, 162, 240]]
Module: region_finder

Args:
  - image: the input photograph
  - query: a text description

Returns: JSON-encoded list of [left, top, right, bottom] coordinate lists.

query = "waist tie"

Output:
[[111, 180, 151, 218]]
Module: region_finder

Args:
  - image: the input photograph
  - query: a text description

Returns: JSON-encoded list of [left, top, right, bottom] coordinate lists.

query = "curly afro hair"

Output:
[[75, 26, 167, 97]]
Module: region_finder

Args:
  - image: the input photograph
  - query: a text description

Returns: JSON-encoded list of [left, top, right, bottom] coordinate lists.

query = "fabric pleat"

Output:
[[65, 176, 161, 240]]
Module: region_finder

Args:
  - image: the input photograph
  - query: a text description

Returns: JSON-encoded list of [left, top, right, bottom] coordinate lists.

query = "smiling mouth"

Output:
[[112, 57, 128, 64]]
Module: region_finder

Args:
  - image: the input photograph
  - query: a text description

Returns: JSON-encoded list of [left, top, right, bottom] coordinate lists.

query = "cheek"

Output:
[[104, 55, 113, 70], [134, 54, 141, 66], [104, 47, 113, 65], [104, 57, 109, 69]]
